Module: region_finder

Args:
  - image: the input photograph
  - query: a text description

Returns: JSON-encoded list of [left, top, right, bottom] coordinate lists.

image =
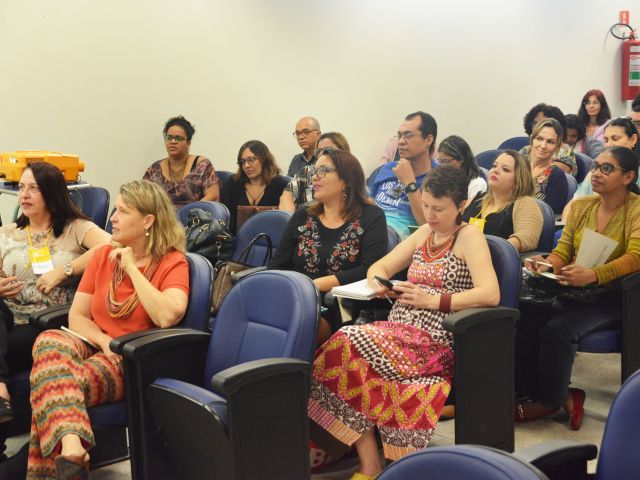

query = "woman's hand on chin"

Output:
[[109, 246, 135, 273]]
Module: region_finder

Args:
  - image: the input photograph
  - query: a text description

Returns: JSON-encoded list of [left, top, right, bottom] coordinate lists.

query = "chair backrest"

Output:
[[535, 199, 555, 252], [204, 270, 319, 388], [485, 235, 521, 308], [232, 210, 292, 266], [387, 226, 401, 252], [366, 164, 384, 194], [497, 136, 530, 151], [574, 152, 591, 184], [181, 253, 214, 332], [565, 173, 578, 203], [475, 149, 503, 170], [478, 167, 489, 181], [377, 446, 548, 480], [215, 170, 233, 188], [70, 187, 110, 228], [178, 201, 230, 226], [595, 369, 640, 480]]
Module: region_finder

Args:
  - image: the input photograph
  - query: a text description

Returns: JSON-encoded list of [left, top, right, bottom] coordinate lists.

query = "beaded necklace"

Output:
[[106, 258, 161, 318], [422, 231, 455, 262]]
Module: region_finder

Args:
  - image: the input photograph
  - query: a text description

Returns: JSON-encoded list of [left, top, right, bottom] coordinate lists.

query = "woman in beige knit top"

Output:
[[463, 150, 543, 252]]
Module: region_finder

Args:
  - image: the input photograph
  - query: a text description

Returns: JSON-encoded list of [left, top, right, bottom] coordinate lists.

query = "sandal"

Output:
[[0, 397, 13, 424]]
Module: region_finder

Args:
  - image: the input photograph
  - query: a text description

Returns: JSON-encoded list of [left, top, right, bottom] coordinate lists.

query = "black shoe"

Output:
[[0, 399, 12, 425]]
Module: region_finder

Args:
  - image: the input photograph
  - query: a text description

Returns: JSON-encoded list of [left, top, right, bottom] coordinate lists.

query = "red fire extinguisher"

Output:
[[613, 23, 640, 100]]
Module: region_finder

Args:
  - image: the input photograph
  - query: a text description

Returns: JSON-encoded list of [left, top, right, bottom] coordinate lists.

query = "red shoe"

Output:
[[566, 388, 586, 431]]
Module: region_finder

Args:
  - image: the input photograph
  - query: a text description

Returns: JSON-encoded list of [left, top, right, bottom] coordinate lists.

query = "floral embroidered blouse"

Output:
[[143, 156, 218, 209], [531, 164, 569, 215], [269, 204, 388, 285]]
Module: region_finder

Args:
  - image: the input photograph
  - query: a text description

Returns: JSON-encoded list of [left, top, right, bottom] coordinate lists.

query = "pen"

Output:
[[383, 293, 393, 305], [525, 258, 554, 268]]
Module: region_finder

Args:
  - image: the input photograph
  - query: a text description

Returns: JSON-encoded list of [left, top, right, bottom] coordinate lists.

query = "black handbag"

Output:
[[185, 208, 234, 265], [211, 233, 273, 315], [520, 270, 611, 310]]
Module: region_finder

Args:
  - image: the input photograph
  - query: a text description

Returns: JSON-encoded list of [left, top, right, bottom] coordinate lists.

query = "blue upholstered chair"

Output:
[[498, 136, 530, 151], [123, 270, 320, 480], [478, 166, 489, 181], [475, 149, 503, 170], [232, 209, 292, 266], [565, 173, 578, 204], [573, 152, 591, 184], [17, 253, 214, 472], [70, 186, 111, 229], [215, 170, 233, 188], [378, 445, 548, 480], [178, 200, 230, 226], [535, 199, 556, 253], [519, 368, 640, 479], [387, 225, 401, 252]]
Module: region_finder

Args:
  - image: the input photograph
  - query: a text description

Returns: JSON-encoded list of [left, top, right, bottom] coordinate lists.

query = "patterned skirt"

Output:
[[308, 308, 454, 460]]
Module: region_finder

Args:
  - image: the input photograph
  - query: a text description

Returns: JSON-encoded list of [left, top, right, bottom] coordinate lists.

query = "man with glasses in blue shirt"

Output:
[[370, 111, 437, 239]]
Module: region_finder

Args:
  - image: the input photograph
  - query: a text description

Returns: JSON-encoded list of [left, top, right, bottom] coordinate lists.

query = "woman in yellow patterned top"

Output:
[[516, 146, 640, 430]]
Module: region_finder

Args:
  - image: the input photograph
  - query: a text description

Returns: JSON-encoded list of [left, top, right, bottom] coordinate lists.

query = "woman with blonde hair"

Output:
[[26, 180, 190, 479], [463, 150, 543, 252]]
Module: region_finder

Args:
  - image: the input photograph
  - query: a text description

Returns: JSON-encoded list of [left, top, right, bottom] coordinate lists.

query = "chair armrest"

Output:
[[517, 440, 597, 476], [109, 328, 165, 354], [211, 358, 310, 395], [620, 270, 640, 290], [118, 328, 210, 361], [443, 307, 520, 335], [28, 304, 71, 330]]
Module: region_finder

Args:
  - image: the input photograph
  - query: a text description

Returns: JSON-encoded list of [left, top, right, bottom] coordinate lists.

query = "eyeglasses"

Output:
[[309, 166, 337, 178], [237, 156, 260, 166], [584, 100, 601, 106], [18, 184, 40, 194], [293, 129, 319, 138], [590, 161, 627, 175], [164, 134, 187, 143], [394, 131, 420, 141]]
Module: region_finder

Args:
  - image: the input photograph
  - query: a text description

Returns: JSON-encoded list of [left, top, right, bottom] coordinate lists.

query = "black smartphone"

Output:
[[374, 275, 395, 290]]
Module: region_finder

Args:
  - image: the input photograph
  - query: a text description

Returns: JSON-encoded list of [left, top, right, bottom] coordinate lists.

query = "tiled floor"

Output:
[[6, 351, 620, 479]]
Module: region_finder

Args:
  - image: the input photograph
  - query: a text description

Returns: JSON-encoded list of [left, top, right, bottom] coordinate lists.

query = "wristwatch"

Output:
[[404, 182, 419, 193], [63, 263, 73, 278]]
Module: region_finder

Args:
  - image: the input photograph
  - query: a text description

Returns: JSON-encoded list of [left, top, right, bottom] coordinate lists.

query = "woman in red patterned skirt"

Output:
[[308, 166, 501, 479], [26, 180, 190, 480]]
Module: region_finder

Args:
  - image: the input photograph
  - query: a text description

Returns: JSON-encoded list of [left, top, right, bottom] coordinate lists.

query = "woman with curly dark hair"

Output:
[[220, 140, 289, 234], [577, 89, 611, 142]]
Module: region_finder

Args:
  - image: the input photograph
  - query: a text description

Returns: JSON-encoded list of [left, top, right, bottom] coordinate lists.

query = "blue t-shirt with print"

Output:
[[370, 162, 427, 239]]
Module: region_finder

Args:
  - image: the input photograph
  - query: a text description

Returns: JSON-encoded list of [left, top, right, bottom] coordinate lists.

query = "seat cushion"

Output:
[[153, 378, 228, 428], [578, 330, 622, 353]]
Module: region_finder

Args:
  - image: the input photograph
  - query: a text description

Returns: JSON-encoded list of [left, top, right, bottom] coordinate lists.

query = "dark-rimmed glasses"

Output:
[[293, 129, 319, 138], [590, 161, 626, 175], [309, 166, 336, 178], [237, 156, 260, 166], [164, 134, 186, 143]]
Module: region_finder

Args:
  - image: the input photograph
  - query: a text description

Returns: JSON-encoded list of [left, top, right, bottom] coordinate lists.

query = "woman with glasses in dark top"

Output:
[[143, 115, 219, 208], [518, 146, 640, 430], [220, 140, 289, 234], [270, 148, 387, 344]]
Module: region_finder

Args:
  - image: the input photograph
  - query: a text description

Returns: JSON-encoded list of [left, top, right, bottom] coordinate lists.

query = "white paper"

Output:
[[575, 229, 619, 268], [331, 279, 376, 300]]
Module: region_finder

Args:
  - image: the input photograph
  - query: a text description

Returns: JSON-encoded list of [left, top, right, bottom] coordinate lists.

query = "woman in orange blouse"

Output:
[[517, 146, 640, 430], [26, 180, 189, 479]]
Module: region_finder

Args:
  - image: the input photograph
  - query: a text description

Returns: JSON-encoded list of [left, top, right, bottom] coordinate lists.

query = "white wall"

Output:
[[0, 0, 638, 221]]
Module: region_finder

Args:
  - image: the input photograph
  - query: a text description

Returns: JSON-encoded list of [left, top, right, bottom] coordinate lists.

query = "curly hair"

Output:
[[422, 165, 469, 207], [522, 103, 567, 138], [163, 115, 196, 141]]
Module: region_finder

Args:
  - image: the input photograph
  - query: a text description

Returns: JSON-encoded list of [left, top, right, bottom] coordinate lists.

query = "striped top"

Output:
[[549, 193, 640, 284]]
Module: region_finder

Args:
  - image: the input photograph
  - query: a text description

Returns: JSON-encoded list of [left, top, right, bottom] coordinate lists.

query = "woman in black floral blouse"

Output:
[[270, 148, 388, 344]]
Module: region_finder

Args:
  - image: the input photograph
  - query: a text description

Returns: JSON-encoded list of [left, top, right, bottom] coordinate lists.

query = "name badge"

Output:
[[469, 216, 486, 232], [29, 246, 54, 274]]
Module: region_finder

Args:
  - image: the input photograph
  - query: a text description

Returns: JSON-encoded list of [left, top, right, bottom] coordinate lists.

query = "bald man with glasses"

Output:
[[288, 117, 321, 177]]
